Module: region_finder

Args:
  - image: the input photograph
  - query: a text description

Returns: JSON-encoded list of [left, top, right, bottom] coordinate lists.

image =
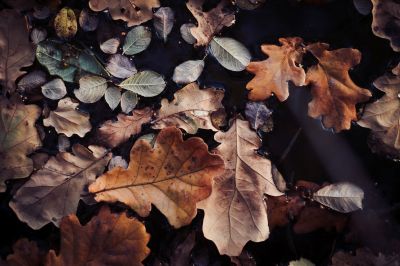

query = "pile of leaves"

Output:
[[0, 0, 399, 265]]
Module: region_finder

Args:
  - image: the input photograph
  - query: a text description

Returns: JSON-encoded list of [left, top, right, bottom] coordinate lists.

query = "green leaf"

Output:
[[123, 26, 152, 55], [36, 40, 108, 83], [209, 37, 251, 72], [119, 71, 166, 97], [74, 75, 108, 103]]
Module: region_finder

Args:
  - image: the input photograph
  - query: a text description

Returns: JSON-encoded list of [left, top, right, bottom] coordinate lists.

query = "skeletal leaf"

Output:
[[120, 71, 166, 97], [46, 207, 150, 266], [43, 97, 91, 137], [79, 9, 99, 32], [313, 182, 364, 213], [180, 23, 196, 44], [123, 26, 152, 55], [100, 38, 120, 54], [17, 70, 47, 93], [97, 108, 153, 148], [172, 60, 204, 84], [41, 79, 67, 100], [104, 86, 121, 110], [153, 7, 175, 42], [74, 75, 108, 103], [54, 7, 78, 39], [246, 37, 306, 101], [106, 54, 137, 79], [30, 28, 47, 45], [199, 118, 283, 256], [152, 83, 224, 134], [209, 37, 251, 72], [121, 91, 138, 113], [89, 127, 224, 228], [0, 97, 42, 192]]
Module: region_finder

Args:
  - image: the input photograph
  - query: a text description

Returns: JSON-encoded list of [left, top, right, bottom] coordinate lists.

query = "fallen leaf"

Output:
[[0, 96, 41, 192], [358, 64, 400, 157], [46, 206, 150, 266], [54, 7, 77, 40], [234, 0, 266, 10], [180, 23, 196, 44], [306, 43, 371, 132], [10, 144, 111, 229], [0, 10, 35, 94], [152, 83, 224, 134], [246, 37, 306, 101], [121, 91, 138, 114], [209, 37, 251, 72], [153, 7, 175, 42], [43, 97, 91, 137], [332, 248, 400, 266], [119, 71, 166, 97], [2, 239, 44, 266], [57, 134, 70, 152], [74, 75, 108, 103], [199, 118, 283, 256], [122, 26, 152, 55], [89, 127, 224, 228], [104, 86, 121, 110], [97, 107, 153, 148], [106, 54, 137, 79], [108, 156, 128, 170], [100, 38, 120, 54], [89, 0, 160, 27], [41, 79, 67, 100], [244, 101, 273, 133], [79, 9, 99, 32], [17, 70, 47, 93], [172, 60, 204, 84], [30, 28, 47, 45], [186, 0, 235, 46]]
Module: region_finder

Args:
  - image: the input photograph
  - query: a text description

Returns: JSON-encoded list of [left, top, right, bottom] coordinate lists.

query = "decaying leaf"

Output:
[[54, 7, 77, 40], [209, 37, 251, 72], [97, 108, 152, 148], [0, 97, 41, 192], [2, 239, 44, 266], [172, 60, 204, 84], [306, 43, 371, 132], [89, 127, 224, 228], [46, 206, 150, 266], [358, 64, 400, 157], [10, 144, 111, 229], [246, 37, 306, 101], [186, 0, 235, 46], [43, 97, 91, 137], [89, 0, 160, 27], [0, 10, 35, 94], [120, 71, 166, 97], [199, 118, 283, 256], [153, 7, 175, 42], [152, 83, 224, 134], [74, 75, 108, 103]]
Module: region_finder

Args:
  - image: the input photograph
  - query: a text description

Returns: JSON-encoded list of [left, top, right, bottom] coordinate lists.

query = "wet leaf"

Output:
[[172, 60, 204, 84], [119, 71, 166, 97], [10, 144, 111, 229], [46, 206, 150, 266], [153, 7, 174, 42], [100, 38, 120, 54], [2, 239, 44, 266], [209, 37, 251, 72], [74, 75, 108, 103], [89, 127, 224, 228], [17, 70, 47, 93], [106, 54, 137, 79], [0, 96, 41, 192], [104, 86, 121, 110], [199, 118, 283, 256], [246, 37, 306, 101], [79, 9, 99, 32], [244, 101, 273, 132], [121, 91, 138, 113], [306, 43, 371, 132], [152, 83, 224, 134], [43, 97, 91, 137], [54, 7, 77, 39], [41, 79, 67, 100], [30, 28, 47, 45], [180, 23, 196, 44], [123, 26, 152, 55]]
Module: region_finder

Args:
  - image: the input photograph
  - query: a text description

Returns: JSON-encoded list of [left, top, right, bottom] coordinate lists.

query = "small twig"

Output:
[[278, 127, 302, 164]]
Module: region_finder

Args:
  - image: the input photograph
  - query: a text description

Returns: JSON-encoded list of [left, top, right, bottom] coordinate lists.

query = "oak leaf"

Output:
[[97, 107, 153, 148], [89, 127, 224, 228], [0, 96, 41, 192], [46, 206, 150, 266], [246, 37, 306, 101], [152, 83, 224, 134], [186, 0, 235, 46], [358, 64, 400, 157], [10, 144, 111, 229], [43, 97, 91, 137], [199, 118, 283, 256], [306, 43, 371, 132], [0, 10, 35, 94], [89, 0, 160, 27]]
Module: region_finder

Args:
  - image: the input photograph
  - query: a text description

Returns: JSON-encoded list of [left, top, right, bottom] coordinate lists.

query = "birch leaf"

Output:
[[153, 7, 174, 42], [121, 91, 138, 114], [119, 71, 166, 97], [123, 26, 152, 55], [180, 23, 196, 44], [41, 79, 67, 100], [172, 60, 204, 84], [106, 54, 137, 79], [209, 37, 251, 72], [74, 75, 108, 103], [104, 86, 121, 110], [30, 28, 47, 45]]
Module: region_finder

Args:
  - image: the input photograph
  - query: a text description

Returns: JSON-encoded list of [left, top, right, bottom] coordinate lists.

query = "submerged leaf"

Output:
[[209, 37, 251, 72], [74, 75, 108, 103], [120, 71, 166, 97], [153, 7, 175, 42], [54, 7, 77, 39], [104, 86, 121, 110], [121, 91, 138, 113], [41, 79, 67, 100], [123, 26, 152, 55], [172, 60, 204, 84]]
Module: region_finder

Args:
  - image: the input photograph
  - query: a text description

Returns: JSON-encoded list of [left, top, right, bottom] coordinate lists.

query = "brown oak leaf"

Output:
[[186, 0, 235, 46], [306, 43, 372, 132], [89, 0, 160, 27], [246, 37, 306, 102], [89, 127, 224, 228], [46, 206, 150, 266]]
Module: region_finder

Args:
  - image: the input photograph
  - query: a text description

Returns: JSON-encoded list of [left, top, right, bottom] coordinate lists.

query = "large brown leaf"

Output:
[[46, 206, 150, 266], [97, 108, 153, 148], [0, 96, 41, 192], [0, 10, 35, 94], [358, 64, 400, 157], [89, 0, 160, 27], [10, 144, 111, 229], [306, 43, 372, 132], [199, 118, 283, 256], [246, 37, 306, 102], [186, 0, 235, 46], [152, 83, 224, 134], [89, 127, 224, 228], [371, 0, 400, 52]]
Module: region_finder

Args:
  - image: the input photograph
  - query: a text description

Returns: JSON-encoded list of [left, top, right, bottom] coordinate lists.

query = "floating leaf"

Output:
[[100, 38, 120, 54], [74, 75, 108, 103], [79, 9, 99, 32], [41, 78, 67, 100], [17, 70, 47, 93], [209, 37, 251, 72], [89, 127, 224, 228], [54, 7, 78, 39], [30, 28, 47, 45], [120, 71, 166, 97], [172, 60, 204, 84], [121, 91, 138, 113], [153, 7, 174, 42], [180, 23, 196, 44], [106, 54, 137, 79], [104, 86, 121, 110], [43, 97, 91, 137], [123, 26, 152, 55]]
